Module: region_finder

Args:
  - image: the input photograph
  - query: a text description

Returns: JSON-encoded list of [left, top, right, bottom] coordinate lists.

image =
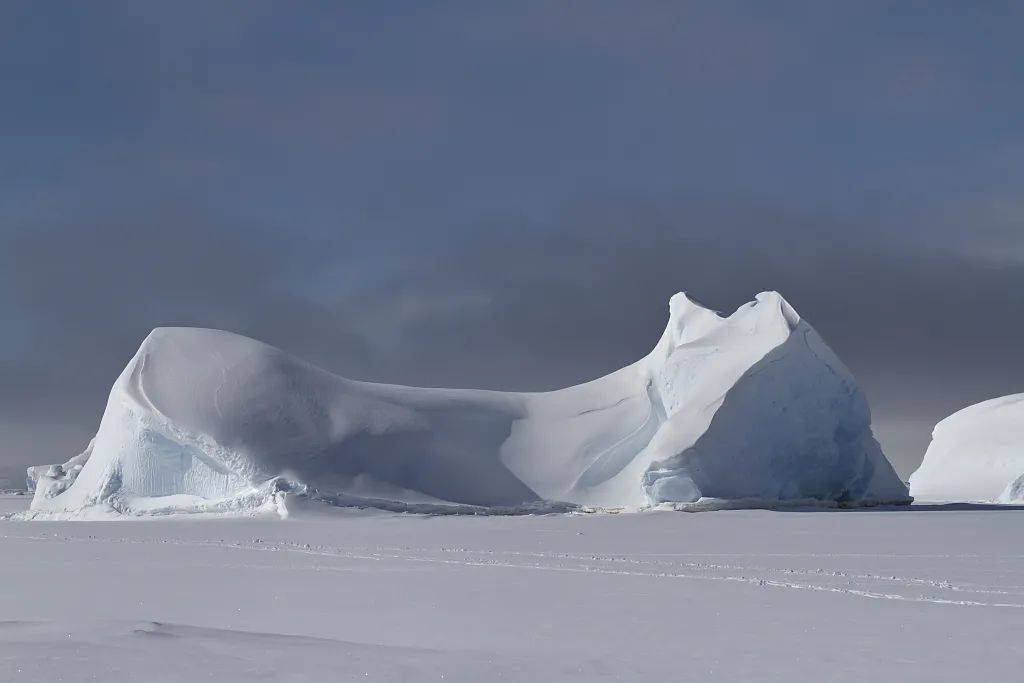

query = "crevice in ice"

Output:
[[572, 379, 666, 490]]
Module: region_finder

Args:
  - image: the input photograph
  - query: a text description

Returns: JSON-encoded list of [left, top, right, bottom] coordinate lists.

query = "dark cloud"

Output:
[[2, 2, 1023, 485]]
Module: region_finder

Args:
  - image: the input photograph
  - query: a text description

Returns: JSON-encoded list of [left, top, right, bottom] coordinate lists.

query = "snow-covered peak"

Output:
[[661, 292, 722, 346], [660, 290, 799, 348], [645, 291, 801, 387]]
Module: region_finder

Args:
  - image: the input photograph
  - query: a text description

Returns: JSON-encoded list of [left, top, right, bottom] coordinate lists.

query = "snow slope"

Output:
[[25, 291, 908, 517], [910, 394, 1024, 503]]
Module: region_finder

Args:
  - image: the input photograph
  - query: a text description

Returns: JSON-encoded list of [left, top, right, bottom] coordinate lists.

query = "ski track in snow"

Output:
[[5, 531, 1022, 609]]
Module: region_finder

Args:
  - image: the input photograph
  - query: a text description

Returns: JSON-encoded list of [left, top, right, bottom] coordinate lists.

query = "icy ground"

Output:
[[1, 494, 1021, 682]]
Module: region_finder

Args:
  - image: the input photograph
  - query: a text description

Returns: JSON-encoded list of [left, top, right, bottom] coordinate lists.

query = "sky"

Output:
[[2, 1, 1023, 486]]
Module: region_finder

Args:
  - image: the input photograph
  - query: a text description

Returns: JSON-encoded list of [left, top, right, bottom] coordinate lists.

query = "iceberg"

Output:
[[25, 291, 909, 518], [910, 394, 1024, 504]]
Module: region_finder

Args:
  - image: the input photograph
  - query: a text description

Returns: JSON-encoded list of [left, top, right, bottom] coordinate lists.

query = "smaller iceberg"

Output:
[[910, 394, 1024, 504]]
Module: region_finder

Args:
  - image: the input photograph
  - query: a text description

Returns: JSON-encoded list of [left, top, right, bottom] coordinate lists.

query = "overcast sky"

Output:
[[2, 1, 1023, 486]]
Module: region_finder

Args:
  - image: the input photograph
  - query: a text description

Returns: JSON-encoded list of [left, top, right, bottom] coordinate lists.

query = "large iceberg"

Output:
[[909, 394, 1024, 504], [25, 291, 909, 518]]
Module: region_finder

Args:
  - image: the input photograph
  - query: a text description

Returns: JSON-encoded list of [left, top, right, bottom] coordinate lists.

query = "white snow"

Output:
[[25, 291, 908, 518], [910, 393, 1024, 503], [1, 494, 1022, 681]]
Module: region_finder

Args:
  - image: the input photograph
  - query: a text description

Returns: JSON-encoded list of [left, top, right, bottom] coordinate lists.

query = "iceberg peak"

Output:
[[656, 290, 800, 354]]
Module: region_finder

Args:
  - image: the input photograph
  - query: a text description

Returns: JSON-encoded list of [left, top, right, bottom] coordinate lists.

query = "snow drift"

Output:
[[909, 394, 1024, 504], [25, 291, 909, 518]]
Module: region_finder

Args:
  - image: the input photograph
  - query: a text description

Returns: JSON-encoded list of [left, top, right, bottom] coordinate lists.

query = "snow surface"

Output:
[[910, 393, 1024, 503], [1, 494, 1023, 681], [25, 292, 908, 518]]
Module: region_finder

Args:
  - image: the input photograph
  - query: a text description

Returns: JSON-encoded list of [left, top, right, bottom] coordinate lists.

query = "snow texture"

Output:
[[910, 393, 1024, 503], [25, 291, 908, 518], [2, 494, 1023, 682]]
